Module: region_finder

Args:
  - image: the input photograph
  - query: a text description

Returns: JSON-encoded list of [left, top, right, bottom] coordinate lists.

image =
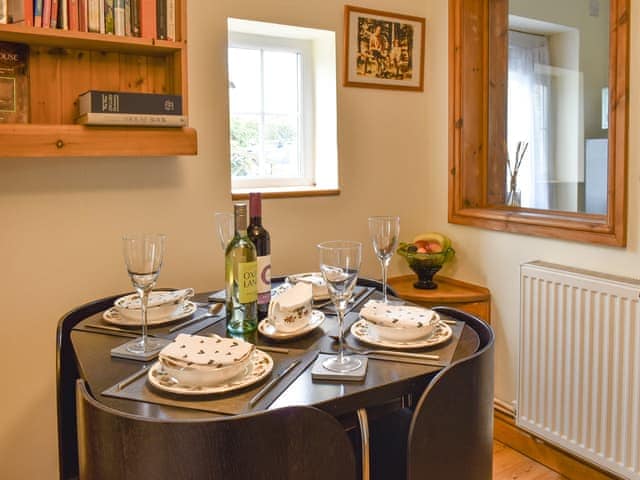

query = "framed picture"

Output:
[[343, 5, 425, 91]]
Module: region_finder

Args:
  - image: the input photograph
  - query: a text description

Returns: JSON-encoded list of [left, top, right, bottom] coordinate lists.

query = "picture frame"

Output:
[[343, 5, 425, 91]]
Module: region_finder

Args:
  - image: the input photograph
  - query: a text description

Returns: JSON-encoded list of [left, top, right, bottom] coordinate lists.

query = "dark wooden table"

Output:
[[71, 290, 480, 420]]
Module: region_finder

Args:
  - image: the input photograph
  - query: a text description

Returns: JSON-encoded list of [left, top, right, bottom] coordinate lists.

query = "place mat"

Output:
[[101, 348, 318, 415], [322, 318, 465, 368]]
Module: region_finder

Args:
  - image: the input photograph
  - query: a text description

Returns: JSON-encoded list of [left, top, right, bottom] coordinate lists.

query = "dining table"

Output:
[[68, 283, 481, 423]]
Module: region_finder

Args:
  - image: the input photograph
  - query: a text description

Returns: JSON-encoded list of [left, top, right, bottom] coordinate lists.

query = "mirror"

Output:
[[449, 0, 629, 245]]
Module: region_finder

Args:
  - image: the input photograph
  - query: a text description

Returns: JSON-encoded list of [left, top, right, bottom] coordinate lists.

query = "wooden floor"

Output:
[[494, 440, 565, 479]]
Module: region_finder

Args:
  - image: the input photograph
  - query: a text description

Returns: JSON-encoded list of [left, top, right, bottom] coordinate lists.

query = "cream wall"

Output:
[[0, 1, 637, 478]]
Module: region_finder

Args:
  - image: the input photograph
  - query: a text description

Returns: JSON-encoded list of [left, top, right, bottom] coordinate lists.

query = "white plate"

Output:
[[147, 349, 274, 396], [286, 272, 330, 301], [102, 301, 197, 327], [350, 319, 453, 349], [258, 310, 325, 340]]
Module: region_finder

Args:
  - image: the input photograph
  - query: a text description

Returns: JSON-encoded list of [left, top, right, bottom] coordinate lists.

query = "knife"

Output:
[[249, 360, 300, 407]]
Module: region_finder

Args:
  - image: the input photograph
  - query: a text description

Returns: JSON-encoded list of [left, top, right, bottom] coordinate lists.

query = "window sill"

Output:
[[231, 186, 340, 200]]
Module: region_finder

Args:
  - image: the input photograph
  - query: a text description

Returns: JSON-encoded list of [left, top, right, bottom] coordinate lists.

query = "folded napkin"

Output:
[[117, 288, 195, 310], [287, 273, 329, 300], [160, 333, 254, 368], [360, 300, 438, 329]]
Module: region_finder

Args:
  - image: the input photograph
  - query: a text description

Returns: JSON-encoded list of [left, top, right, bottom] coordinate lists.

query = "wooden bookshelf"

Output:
[[0, 0, 197, 157]]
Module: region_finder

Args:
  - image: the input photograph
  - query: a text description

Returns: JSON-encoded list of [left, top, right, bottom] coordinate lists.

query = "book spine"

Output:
[[42, 0, 50, 26], [68, 0, 78, 30], [138, 0, 154, 39], [49, 0, 58, 27], [0, 1, 7, 25], [22, 0, 33, 25], [123, 0, 129, 35], [165, 0, 174, 41], [77, 0, 87, 31], [78, 91, 183, 115], [87, 0, 98, 31], [59, 0, 66, 28], [34, 0, 42, 26], [98, 0, 104, 33], [155, 0, 165, 40], [113, 0, 123, 35], [7, 0, 26, 23], [129, 0, 139, 36], [76, 112, 187, 127], [103, 0, 113, 33]]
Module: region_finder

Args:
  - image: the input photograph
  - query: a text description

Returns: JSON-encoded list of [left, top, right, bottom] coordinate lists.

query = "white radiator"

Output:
[[518, 261, 640, 480]]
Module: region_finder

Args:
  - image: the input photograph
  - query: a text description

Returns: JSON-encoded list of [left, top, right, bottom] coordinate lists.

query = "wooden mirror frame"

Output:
[[449, 0, 629, 246]]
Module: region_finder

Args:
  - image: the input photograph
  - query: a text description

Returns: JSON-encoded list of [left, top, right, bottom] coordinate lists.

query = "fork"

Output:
[[327, 336, 439, 360]]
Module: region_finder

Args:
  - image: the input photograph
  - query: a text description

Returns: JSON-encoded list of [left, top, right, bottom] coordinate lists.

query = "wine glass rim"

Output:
[[368, 215, 400, 221], [122, 233, 167, 240], [317, 240, 362, 250]]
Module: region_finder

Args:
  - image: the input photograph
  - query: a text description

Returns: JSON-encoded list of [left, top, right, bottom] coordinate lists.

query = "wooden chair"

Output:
[[369, 307, 495, 480], [57, 294, 125, 480], [76, 379, 357, 480]]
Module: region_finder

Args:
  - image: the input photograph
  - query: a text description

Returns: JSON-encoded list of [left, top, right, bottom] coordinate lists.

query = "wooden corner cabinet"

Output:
[[0, 0, 197, 158], [389, 274, 491, 323]]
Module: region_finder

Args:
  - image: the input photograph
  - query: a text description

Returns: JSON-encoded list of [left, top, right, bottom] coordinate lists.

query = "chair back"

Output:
[[76, 379, 357, 480], [57, 294, 125, 480], [407, 307, 495, 480]]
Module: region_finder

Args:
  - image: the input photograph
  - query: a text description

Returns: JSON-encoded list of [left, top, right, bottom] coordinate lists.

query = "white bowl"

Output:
[[369, 321, 437, 342], [159, 354, 251, 387], [115, 290, 192, 322]]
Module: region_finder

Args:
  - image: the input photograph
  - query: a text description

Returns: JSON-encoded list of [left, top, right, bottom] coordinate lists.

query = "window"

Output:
[[227, 19, 338, 195]]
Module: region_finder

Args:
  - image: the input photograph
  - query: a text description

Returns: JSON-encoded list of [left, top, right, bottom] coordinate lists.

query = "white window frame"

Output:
[[228, 31, 315, 189]]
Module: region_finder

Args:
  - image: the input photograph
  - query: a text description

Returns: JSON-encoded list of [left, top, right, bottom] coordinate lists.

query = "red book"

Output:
[[50, 0, 58, 27], [78, 0, 87, 31], [42, 0, 51, 27], [68, 0, 78, 30], [23, 0, 34, 26], [139, 0, 155, 39]]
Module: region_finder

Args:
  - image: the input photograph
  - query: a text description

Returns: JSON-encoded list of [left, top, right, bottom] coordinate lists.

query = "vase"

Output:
[[506, 174, 521, 207], [409, 264, 442, 290]]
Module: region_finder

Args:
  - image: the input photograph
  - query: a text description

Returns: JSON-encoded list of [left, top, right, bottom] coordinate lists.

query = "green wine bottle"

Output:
[[225, 203, 258, 333]]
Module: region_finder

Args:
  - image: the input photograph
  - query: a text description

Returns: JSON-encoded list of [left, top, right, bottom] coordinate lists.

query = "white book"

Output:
[[124, 0, 130, 36], [98, 0, 104, 33], [0, 0, 7, 24], [76, 112, 187, 127], [60, 0, 68, 29], [114, 0, 124, 35], [166, 0, 175, 40], [87, 0, 100, 32]]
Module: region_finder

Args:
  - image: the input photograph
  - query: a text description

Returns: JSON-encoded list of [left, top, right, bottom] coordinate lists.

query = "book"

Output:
[[41, 0, 50, 27], [75, 112, 187, 127], [113, 0, 123, 35], [155, 0, 165, 40], [68, 0, 78, 30], [78, 0, 87, 31], [139, 0, 155, 39], [165, 0, 174, 40], [129, 0, 139, 36], [0, 42, 29, 123], [50, 0, 58, 27], [1, 0, 25, 23], [34, 0, 42, 26], [59, 0, 67, 29], [123, 0, 129, 36], [0, 1, 6, 25], [87, 0, 99, 31], [22, 0, 32, 26], [98, 0, 104, 33], [103, 0, 113, 34], [78, 90, 183, 115]]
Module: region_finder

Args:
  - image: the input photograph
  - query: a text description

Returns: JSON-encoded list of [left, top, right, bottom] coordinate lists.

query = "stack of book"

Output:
[[75, 90, 186, 127], [0, 0, 176, 40]]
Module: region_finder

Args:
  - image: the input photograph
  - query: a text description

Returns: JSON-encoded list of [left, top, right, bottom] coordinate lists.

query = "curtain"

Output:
[[508, 30, 551, 209]]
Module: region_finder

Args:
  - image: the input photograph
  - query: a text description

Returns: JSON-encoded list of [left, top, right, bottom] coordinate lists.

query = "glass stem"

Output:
[[381, 258, 389, 303], [139, 288, 150, 347], [337, 308, 345, 364]]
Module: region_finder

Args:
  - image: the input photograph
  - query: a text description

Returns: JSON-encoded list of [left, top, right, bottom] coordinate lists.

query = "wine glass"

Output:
[[122, 233, 166, 354], [215, 212, 235, 251], [318, 241, 362, 373], [368, 216, 400, 303]]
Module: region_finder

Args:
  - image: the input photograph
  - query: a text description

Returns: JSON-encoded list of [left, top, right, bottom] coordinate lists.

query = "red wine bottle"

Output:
[[247, 193, 271, 319]]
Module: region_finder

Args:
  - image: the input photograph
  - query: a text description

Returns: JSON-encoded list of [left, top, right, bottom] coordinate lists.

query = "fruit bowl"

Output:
[[397, 233, 455, 290]]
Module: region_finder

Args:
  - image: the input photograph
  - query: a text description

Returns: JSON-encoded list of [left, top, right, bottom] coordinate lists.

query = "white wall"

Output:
[[0, 1, 637, 478]]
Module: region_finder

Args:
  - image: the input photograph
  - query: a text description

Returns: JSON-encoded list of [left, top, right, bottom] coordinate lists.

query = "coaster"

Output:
[[311, 353, 368, 382], [110, 337, 172, 361]]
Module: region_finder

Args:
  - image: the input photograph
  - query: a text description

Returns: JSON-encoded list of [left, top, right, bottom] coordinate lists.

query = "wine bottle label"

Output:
[[237, 261, 257, 304], [256, 255, 271, 305]]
